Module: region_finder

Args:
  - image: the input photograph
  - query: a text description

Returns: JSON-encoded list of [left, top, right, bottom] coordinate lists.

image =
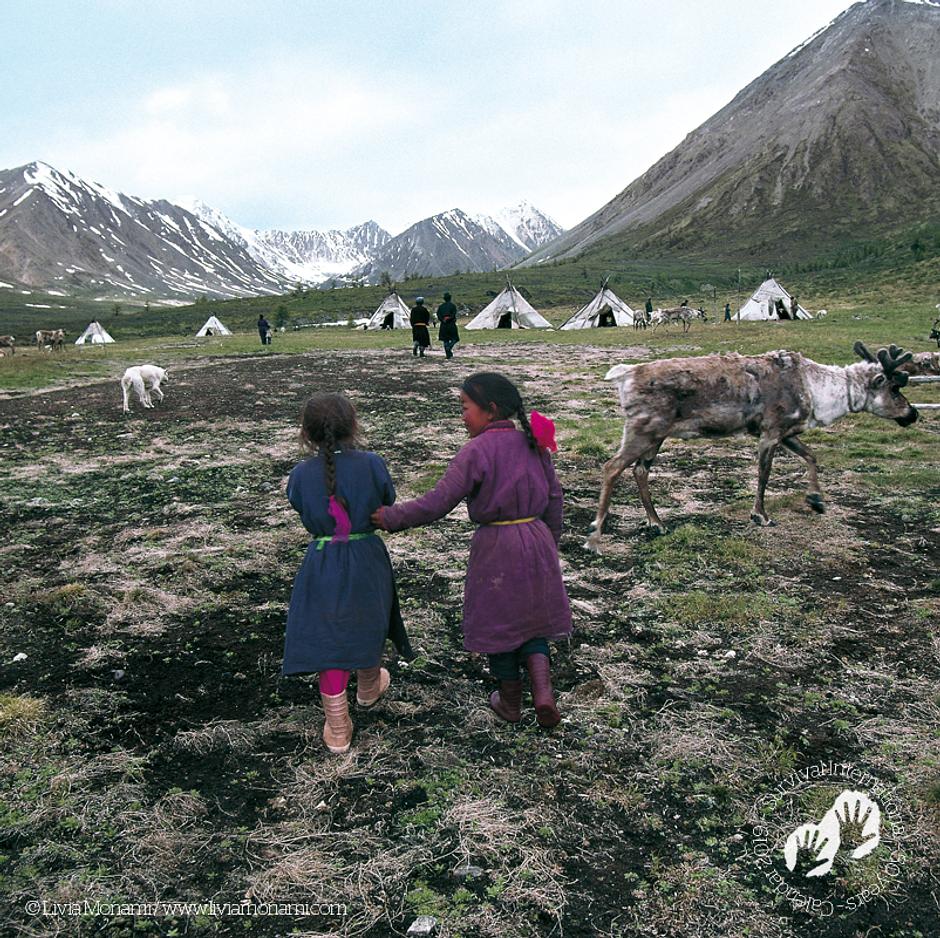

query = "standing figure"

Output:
[[410, 297, 431, 357], [372, 373, 572, 728], [282, 393, 413, 754], [724, 302, 732, 322], [437, 292, 460, 359], [258, 314, 271, 346]]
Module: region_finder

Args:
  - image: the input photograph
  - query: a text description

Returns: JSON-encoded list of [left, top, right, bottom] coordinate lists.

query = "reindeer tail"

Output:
[[603, 364, 634, 383]]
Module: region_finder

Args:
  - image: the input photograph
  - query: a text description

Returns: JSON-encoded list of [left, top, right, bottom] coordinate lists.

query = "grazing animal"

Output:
[[35, 328, 66, 351], [633, 309, 651, 331], [0, 335, 15, 356], [651, 306, 707, 333], [584, 342, 918, 551], [902, 350, 940, 377], [121, 365, 169, 413]]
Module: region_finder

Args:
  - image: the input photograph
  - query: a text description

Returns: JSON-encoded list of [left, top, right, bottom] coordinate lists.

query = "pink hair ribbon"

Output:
[[530, 410, 557, 452], [328, 495, 352, 543]]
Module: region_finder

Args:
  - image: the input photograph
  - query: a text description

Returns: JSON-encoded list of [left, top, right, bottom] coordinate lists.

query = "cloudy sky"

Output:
[[3, 0, 857, 234]]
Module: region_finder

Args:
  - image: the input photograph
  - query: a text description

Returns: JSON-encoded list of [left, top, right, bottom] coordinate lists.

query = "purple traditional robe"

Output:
[[381, 420, 572, 652]]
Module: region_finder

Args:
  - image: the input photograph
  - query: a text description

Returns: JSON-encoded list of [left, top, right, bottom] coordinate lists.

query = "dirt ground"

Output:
[[1, 343, 938, 938]]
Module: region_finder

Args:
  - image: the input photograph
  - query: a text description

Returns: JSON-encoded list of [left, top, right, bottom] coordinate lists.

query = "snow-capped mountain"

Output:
[[477, 201, 564, 252], [0, 160, 563, 298], [188, 201, 391, 284], [349, 208, 533, 284], [0, 162, 289, 298]]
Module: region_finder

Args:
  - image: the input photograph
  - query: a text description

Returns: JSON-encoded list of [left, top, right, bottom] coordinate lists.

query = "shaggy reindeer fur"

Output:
[[121, 365, 169, 413], [0, 335, 15, 356], [585, 343, 918, 551], [651, 306, 707, 333], [902, 351, 940, 377], [35, 328, 66, 351]]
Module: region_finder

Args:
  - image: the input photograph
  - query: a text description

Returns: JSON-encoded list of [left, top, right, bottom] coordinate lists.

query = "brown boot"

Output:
[[320, 690, 353, 753], [489, 680, 523, 723], [356, 666, 390, 708], [525, 654, 561, 728]]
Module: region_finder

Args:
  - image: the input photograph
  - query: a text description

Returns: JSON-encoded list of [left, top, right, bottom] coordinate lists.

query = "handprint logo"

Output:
[[783, 817, 841, 877], [782, 789, 882, 878], [825, 790, 881, 860]]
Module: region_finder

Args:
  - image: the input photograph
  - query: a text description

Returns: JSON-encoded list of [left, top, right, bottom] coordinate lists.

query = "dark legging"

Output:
[[488, 637, 550, 680]]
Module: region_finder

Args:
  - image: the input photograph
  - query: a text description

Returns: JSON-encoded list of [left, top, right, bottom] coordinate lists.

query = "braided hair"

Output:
[[461, 372, 537, 449], [300, 393, 361, 506]]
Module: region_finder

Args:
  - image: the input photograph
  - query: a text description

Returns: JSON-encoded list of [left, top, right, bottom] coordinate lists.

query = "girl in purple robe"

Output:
[[372, 373, 571, 727], [283, 393, 412, 754]]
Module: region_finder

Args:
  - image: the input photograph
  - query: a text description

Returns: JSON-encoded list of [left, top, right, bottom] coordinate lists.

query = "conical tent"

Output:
[[365, 292, 411, 330], [75, 321, 115, 344], [559, 282, 636, 330], [465, 282, 552, 330], [196, 315, 232, 336], [735, 279, 812, 321]]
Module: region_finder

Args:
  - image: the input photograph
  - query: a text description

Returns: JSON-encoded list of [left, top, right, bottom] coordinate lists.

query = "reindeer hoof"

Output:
[[750, 514, 776, 527], [648, 524, 666, 537], [583, 533, 602, 554], [806, 494, 825, 514]]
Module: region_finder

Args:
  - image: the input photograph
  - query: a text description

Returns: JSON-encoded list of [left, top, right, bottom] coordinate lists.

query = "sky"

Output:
[[2, 0, 859, 235]]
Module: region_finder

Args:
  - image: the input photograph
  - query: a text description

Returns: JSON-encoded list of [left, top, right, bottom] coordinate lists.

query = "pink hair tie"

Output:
[[328, 495, 352, 543], [530, 410, 557, 452]]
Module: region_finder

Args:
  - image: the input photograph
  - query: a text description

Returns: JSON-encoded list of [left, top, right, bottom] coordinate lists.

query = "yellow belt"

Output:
[[486, 516, 537, 526]]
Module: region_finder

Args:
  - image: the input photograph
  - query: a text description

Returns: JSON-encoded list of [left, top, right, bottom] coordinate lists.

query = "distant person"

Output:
[[680, 299, 688, 308], [724, 302, 732, 322], [371, 373, 571, 728], [791, 295, 800, 318], [645, 297, 653, 315], [437, 292, 460, 359], [258, 314, 271, 346], [410, 297, 431, 357], [282, 392, 413, 754]]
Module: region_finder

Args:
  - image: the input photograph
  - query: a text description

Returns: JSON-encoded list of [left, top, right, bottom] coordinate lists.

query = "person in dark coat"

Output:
[[410, 297, 431, 357], [373, 373, 571, 729], [645, 297, 653, 315], [437, 292, 460, 359], [724, 302, 732, 322], [258, 315, 271, 346], [282, 392, 413, 754]]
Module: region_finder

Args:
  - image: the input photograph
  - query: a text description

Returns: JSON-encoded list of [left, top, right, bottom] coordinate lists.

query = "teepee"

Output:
[[75, 321, 114, 344], [559, 279, 637, 330], [365, 292, 411, 330], [465, 281, 552, 330], [196, 315, 232, 336], [735, 279, 812, 321]]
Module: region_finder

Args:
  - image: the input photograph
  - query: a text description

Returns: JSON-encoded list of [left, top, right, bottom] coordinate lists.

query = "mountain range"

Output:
[[0, 162, 562, 300], [525, 0, 940, 266]]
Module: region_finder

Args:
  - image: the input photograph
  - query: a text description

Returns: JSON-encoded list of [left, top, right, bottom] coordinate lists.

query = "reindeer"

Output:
[[584, 343, 918, 551], [651, 306, 707, 333], [0, 336, 15, 356], [901, 350, 940, 377], [35, 328, 66, 351], [633, 309, 651, 331], [121, 365, 169, 413]]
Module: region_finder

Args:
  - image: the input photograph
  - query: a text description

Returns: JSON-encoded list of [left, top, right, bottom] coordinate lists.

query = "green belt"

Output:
[[314, 532, 378, 550]]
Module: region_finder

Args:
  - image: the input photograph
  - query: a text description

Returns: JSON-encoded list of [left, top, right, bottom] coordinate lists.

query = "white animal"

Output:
[[816, 309, 828, 318], [121, 365, 168, 413]]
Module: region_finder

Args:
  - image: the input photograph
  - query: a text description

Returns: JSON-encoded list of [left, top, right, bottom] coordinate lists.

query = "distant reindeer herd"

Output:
[[0, 328, 68, 356]]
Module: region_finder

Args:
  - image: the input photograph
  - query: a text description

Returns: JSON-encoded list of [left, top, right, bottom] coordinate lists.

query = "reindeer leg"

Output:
[[585, 434, 654, 552], [151, 382, 164, 402], [751, 437, 779, 526], [633, 441, 666, 534], [780, 436, 824, 513]]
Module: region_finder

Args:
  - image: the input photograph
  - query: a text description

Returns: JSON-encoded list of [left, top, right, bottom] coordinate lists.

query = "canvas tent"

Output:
[[735, 279, 812, 321], [75, 321, 114, 344], [365, 292, 411, 330], [465, 281, 552, 330], [196, 315, 232, 336], [559, 280, 637, 330]]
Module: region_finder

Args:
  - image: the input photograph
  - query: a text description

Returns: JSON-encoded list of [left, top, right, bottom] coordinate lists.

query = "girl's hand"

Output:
[[370, 507, 388, 530]]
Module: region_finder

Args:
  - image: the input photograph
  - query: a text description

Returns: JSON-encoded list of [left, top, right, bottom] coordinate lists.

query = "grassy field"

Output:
[[0, 309, 938, 937]]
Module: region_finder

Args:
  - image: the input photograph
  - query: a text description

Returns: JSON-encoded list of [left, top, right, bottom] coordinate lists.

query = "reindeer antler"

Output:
[[876, 345, 912, 386], [854, 341, 876, 363]]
